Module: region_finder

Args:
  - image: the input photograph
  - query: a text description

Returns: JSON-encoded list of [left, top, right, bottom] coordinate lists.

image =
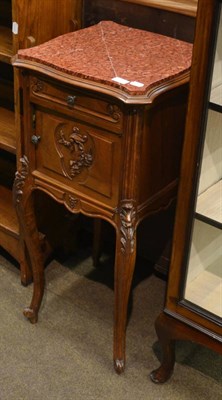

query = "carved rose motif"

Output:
[[31, 77, 44, 93], [107, 104, 121, 122]]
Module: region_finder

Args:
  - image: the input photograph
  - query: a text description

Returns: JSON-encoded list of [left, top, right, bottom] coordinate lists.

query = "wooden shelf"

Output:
[[0, 26, 13, 64], [196, 180, 222, 225], [185, 268, 222, 318], [0, 184, 19, 238], [185, 219, 222, 318], [210, 83, 222, 107], [0, 184, 29, 283], [0, 75, 14, 100], [121, 0, 198, 16], [0, 107, 16, 153]]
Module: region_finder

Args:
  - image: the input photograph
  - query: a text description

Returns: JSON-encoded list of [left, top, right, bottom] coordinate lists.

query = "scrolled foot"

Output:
[[114, 359, 125, 374], [23, 307, 38, 324], [150, 366, 173, 384]]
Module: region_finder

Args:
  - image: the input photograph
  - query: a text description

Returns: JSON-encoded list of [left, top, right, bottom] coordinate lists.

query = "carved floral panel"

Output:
[[55, 124, 94, 180]]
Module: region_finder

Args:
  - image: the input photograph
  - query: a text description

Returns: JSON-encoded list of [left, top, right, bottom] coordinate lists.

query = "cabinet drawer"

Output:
[[29, 76, 124, 135]]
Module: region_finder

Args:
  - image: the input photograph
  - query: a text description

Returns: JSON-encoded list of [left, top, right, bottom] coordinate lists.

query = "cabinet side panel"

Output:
[[12, 0, 82, 52]]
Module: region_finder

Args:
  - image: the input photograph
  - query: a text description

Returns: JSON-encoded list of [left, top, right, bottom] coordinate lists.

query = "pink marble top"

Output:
[[17, 21, 193, 96]]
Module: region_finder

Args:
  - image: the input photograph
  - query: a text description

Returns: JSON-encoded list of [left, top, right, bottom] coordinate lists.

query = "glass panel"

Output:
[[195, 109, 222, 225], [184, 220, 222, 317], [210, 6, 222, 106]]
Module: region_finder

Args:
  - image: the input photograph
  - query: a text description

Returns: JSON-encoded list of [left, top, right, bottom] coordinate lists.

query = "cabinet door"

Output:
[[183, 4, 222, 320], [12, 0, 82, 52]]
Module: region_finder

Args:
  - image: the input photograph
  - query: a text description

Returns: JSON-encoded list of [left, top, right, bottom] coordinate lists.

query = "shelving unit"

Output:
[[0, 0, 82, 285], [0, 0, 20, 278]]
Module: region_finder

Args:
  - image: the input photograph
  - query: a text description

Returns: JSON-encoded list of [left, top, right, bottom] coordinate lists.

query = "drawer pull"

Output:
[[31, 135, 41, 145], [67, 95, 76, 106]]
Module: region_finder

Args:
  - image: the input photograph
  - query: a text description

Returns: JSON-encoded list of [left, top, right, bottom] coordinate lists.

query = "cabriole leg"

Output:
[[150, 312, 175, 383], [13, 156, 44, 324], [113, 201, 137, 373]]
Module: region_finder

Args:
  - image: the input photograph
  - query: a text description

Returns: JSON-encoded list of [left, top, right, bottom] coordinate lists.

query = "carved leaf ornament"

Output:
[[120, 201, 136, 254]]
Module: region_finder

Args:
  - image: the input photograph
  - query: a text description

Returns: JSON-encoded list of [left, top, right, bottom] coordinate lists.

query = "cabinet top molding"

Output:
[[14, 21, 192, 104], [121, 0, 198, 17]]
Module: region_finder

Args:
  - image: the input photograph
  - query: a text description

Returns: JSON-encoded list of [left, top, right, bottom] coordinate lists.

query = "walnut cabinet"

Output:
[[12, 19, 193, 371]]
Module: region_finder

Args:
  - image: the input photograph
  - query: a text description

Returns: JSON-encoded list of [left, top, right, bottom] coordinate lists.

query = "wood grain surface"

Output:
[[121, 0, 198, 16]]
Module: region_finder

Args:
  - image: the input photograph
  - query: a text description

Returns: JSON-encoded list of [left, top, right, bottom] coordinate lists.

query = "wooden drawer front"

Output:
[[29, 76, 123, 134], [32, 109, 122, 206]]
